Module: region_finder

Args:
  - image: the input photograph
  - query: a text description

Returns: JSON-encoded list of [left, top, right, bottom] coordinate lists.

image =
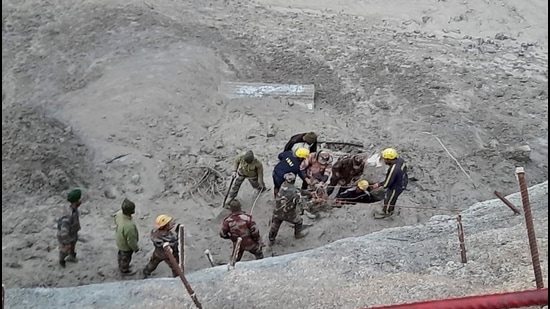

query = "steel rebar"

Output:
[[493, 190, 521, 215], [162, 244, 202, 309], [457, 215, 467, 263], [178, 225, 185, 272], [515, 167, 544, 289]]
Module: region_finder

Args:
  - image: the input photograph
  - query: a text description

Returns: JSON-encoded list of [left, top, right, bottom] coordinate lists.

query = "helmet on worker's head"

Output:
[[303, 132, 318, 144], [283, 172, 296, 183], [155, 214, 173, 228], [381, 148, 398, 160], [317, 150, 332, 165], [357, 180, 369, 191], [121, 198, 136, 215], [243, 150, 255, 163], [295, 147, 310, 159], [227, 199, 242, 212]]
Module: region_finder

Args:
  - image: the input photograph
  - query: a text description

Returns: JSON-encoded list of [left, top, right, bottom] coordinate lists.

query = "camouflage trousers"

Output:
[[233, 240, 264, 262], [268, 212, 303, 241], [142, 248, 180, 277], [117, 250, 134, 273], [58, 241, 77, 262], [229, 174, 260, 199]]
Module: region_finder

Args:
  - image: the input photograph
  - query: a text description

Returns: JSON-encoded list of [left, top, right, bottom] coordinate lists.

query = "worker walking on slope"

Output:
[[268, 173, 310, 245], [284, 132, 318, 153], [57, 188, 84, 268], [272, 147, 312, 197], [228, 150, 267, 200], [142, 214, 180, 278], [371, 148, 408, 218], [114, 198, 139, 276], [220, 199, 264, 262]]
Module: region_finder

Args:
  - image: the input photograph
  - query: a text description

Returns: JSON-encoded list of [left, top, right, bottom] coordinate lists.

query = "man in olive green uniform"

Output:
[[115, 198, 139, 275], [57, 189, 83, 268], [229, 150, 266, 200]]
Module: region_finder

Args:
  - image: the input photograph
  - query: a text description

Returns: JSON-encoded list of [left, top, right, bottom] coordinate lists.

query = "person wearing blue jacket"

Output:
[[272, 148, 311, 197], [371, 148, 408, 218]]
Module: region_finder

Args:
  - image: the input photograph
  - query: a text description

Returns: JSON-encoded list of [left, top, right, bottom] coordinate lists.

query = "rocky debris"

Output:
[[503, 145, 532, 162], [104, 186, 120, 199]]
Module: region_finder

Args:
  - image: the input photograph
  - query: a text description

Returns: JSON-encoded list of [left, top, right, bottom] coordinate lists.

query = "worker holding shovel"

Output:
[[227, 150, 266, 203]]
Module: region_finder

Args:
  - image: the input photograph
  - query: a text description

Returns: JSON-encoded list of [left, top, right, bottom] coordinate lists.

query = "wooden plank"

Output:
[[219, 81, 315, 109]]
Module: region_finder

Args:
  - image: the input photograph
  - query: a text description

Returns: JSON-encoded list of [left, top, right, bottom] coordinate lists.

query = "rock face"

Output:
[[6, 182, 548, 309]]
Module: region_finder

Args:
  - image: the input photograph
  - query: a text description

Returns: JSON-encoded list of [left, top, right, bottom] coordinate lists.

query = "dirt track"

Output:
[[2, 0, 548, 288]]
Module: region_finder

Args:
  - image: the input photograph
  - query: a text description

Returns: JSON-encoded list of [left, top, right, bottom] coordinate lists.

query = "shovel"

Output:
[[215, 174, 237, 221]]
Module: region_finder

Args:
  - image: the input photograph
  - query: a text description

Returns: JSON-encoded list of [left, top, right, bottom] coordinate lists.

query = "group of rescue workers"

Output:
[[56, 131, 408, 277]]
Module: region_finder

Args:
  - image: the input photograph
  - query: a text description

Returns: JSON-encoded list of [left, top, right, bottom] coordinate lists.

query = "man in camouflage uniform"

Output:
[[220, 199, 264, 262], [268, 173, 310, 244], [142, 214, 179, 278], [229, 150, 266, 201], [57, 188, 83, 268], [300, 150, 334, 190], [114, 198, 139, 275]]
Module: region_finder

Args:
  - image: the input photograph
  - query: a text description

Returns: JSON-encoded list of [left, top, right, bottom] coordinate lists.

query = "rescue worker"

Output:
[[57, 188, 83, 268], [272, 147, 312, 197], [268, 173, 310, 244], [371, 148, 408, 218], [114, 198, 139, 275], [229, 150, 266, 200], [300, 150, 333, 190], [335, 179, 380, 206], [142, 214, 179, 278], [327, 154, 365, 195], [220, 199, 264, 262], [284, 132, 318, 153]]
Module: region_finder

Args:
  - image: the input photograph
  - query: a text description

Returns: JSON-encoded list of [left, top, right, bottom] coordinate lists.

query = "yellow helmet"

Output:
[[295, 147, 310, 159], [357, 180, 369, 191], [155, 214, 173, 228], [381, 148, 398, 160]]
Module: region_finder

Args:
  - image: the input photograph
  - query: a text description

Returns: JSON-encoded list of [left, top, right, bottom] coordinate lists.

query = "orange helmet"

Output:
[[155, 214, 173, 228]]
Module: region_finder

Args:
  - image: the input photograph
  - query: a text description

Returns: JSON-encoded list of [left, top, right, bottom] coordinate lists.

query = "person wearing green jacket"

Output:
[[228, 150, 266, 201], [115, 198, 139, 275]]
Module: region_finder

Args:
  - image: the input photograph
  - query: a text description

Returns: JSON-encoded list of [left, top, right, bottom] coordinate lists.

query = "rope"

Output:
[[306, 190, 464, 212]]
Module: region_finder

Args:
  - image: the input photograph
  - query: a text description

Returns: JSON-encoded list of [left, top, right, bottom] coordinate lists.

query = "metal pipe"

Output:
[[162, 244, 202, 309], [228, 237, 242, 270], [515, 167, 544, 289], [178, 225, 185, 273], [456, 215, 467, 263], [493, 191, 521, 215]]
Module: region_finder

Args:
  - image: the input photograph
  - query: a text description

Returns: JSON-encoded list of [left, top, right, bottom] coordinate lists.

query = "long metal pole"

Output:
[[363, 288, 548, 309], [456, 215, 467, 263], [178, 225, 185, 272], [493, 191, 521, 215], [163, 244, 202, 309], [515, 167, 544, 289]]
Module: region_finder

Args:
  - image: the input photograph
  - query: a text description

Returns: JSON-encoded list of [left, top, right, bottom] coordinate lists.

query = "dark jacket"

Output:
[[379, 157, 408, 190], [273, 150, 307, 181], [284, 133, 318, 153], [57, 205, 81, 244], [336, 188, 378, 204]]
